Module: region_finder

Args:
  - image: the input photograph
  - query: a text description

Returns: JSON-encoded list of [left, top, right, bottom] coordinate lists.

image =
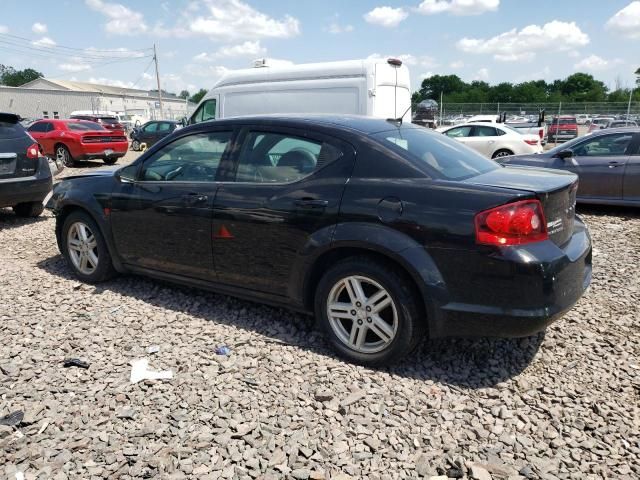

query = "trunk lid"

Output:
[[0, 115, 37, 179], [463, 165, 578, 246]]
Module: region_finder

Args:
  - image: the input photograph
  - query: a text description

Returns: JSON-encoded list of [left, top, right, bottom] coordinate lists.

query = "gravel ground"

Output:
[[0, 151, 638, 480]]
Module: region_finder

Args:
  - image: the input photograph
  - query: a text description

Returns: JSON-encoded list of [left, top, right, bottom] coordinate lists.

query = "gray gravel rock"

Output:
[[0, 157, 638, 478]]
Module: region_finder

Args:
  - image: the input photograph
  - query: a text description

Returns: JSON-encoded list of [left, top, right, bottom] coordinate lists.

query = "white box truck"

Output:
[[188, 58, 412, 124]]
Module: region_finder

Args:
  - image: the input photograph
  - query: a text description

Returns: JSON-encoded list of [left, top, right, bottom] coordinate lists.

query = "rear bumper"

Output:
[[0, 157, 52, 208], [429, 217, 592, 338], [74, 142, 128, 160]]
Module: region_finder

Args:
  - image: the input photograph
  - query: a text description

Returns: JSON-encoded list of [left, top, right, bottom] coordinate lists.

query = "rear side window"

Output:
[[372, 127, 499, 180], [472, 126, 498, 137], [234, 131, 341, 183], [157, 122, 172, 132], [191, 99, 216, 124]]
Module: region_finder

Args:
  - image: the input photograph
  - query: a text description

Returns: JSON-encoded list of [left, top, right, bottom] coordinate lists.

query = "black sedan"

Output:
[[130, 120, 180, 151], [46, 115, 592, 365], [501, 128, 640, 206]]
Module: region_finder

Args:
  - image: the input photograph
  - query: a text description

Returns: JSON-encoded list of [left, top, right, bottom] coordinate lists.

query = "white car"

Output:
[[437, 122, 543, 159]]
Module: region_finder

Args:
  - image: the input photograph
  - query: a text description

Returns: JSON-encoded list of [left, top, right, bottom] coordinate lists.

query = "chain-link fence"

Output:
[[437, 102, 640, 118]]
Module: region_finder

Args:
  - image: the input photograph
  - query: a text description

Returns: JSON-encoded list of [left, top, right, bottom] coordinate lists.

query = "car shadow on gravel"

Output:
[[0, 208, 48, 229], [37, 253, 543, 388]]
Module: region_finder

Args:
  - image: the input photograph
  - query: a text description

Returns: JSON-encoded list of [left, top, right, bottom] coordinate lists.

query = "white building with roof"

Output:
[[0, 78, 194, 122]]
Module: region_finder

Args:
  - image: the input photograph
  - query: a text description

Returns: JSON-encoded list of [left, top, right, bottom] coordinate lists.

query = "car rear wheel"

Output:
[[56, 145, 74, 167], [131, 140, 140, 151], [103, 157, 118, 165], [315, 257, 424, 366], [492, 149, 513, 159], [13, 201, 44, 218], [61, 211, 116, 283]]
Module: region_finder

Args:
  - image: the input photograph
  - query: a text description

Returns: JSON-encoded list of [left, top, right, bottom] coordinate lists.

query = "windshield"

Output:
[[67, 121, 105, 131], [372, 127, 499, 180]]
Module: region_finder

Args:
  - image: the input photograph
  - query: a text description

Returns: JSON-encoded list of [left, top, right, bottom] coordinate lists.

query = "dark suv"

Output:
[[46, 115, 591, 365], [70, 114, 125, 134], [0, 113, 52, 217]]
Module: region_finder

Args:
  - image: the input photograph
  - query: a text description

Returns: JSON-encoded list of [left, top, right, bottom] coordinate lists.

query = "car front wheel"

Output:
[[61, 211, 116, 283], [315, 257, 425, 366]]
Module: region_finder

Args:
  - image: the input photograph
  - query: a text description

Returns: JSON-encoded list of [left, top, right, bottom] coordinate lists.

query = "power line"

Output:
[[44, 55, 154, 80], [0, 32, 151, 55]]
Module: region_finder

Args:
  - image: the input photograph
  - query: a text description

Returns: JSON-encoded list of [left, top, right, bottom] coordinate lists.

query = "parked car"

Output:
[[547, 116, 578, 142], [28, 119, 128, 167], [588, 117, 614, 133], [575, 114, 592, 125], [605, 120, 638, 129], [70, 112, 125, 134], [466, 113, 547, 144], [500, 128, 640, 206], [130, 120, 180, 151], [46, 115, 591, 365], [437, 123, 542, 158], [0, 113, 53, 217], [189, 58, 412, 125]]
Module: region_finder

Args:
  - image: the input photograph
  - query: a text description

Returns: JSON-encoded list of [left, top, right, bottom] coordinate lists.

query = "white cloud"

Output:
[[59, 63, 92, 72], [194, 41, 266, 62], [457, 21, 589, 62], [472, 67, 490, 81], [32, 22, 48, 34], [417, 0, 499, 16], [0, 26, 8, 34], [327, 23, 354, 34], [367, 53, 437, 68], [364, 6, 408, 28], [606, 1, 640, 39], [449, 60, 464, 69], [420, 71, 435, 79], [88, 77, 137, 88], [32, 37, 56, 47], [183, 0, 299, 41], [85, 0, 148, 34], [574, 55, 623, 71]]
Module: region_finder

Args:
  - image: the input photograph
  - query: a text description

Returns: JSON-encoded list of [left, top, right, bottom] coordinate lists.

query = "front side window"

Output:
[[157, 122, 172, 132], [142, 122, 158, 133], [372, 127, 499, 180], [573, 134, 633, 157], [140, 131, 232, 182], [444, 126, 472, 138], [234, 131, 340, 183], [191, 99, 217, 124]]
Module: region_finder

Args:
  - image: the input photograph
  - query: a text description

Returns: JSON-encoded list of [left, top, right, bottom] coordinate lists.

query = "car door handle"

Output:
[[294, 198, 329, 209], [182, 193, 208, 205]]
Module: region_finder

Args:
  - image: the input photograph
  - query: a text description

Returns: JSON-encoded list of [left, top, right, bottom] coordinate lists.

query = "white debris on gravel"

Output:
[[0, 156, 638, 479]]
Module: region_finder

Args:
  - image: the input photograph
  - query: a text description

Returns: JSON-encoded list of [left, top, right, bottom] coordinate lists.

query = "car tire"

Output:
[[131, 140, 140, 151], [13, 201, 44, 218], [492, 149, 514, 159], [56, 144, 74, 167], [315, 256, 425, 366], [61, 210, 116, 283], [103, 157, 118, 165]]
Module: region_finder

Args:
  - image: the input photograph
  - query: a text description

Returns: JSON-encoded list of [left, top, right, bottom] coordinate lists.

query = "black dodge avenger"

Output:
[[46, 115, 592, 365]]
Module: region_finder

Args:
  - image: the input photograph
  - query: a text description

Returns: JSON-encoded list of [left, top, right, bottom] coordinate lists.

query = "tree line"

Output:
[[413, 70, 640, 105]]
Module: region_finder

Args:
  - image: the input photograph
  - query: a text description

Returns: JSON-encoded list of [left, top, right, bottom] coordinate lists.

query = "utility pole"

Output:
[[627, 88, 633, 118], [153, 43, 164, 120]]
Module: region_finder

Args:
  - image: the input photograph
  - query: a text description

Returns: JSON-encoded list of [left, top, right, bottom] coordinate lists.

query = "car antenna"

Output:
[[387, 105, 412, 125]]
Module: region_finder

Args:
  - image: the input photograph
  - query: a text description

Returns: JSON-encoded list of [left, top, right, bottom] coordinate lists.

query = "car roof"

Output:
[[586, 127, 640, 135], [188, 114, 422, 135]]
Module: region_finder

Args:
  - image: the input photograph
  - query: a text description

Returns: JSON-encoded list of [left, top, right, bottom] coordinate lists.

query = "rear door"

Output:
[[211, 126, 354, 297], [468, 125, 499, 157], [569, 132, 633, 200], [623, 133, 640, 202]]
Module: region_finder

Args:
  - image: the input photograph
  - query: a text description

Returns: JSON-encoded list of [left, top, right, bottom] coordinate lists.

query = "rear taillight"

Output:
[[26, 143, 40, 159], [524, 139, 539, 146], [538, 128, 544, 139], [475, 199, 548, 246]]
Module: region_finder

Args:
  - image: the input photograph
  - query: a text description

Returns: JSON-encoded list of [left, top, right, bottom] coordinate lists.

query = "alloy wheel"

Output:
[[56, 146, 72, 167], [326, 275, 398, 354], [493, 150, 512, 158], [67, 221, 99, 275]]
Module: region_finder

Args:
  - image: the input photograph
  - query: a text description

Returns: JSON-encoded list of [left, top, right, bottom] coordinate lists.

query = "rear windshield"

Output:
[[97, 117, 119, 124], [0, 121, 26, 139], [67, 121, 105, 131], [372, 127, 499, 180], [551, 118, 576, 125]]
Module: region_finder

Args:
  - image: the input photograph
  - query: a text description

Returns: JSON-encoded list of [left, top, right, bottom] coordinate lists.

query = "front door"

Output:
[[212, 126, 354, 297], [623, 133, 640, 202], [138, 122, 158, 147], [569, 132, 633, 200], [110, 129, 235, 280]]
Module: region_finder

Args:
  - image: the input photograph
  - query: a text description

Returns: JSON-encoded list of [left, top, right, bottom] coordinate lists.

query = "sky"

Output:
[[1, 0, 639, 95]]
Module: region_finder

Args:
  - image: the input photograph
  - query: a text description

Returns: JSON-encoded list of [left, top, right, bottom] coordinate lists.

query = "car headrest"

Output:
[[277, 149, 316, 173]]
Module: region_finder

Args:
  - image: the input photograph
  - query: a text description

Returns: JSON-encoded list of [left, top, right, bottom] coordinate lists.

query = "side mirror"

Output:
[[180, 117, 188, 127], [116, 164, 137, 182], [556, 149, 574, 160]]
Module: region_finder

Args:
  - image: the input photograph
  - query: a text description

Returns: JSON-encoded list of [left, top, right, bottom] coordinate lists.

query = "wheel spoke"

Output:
[[369, 314, 394, 343], [87, 250, 99, 268], [349, 323, 366, 349], [79, 253, 88, 272], [328, 302, 354, 320], [68, 239, 82, 250], [368, 289, 392, 313], [344, 277, 365, 303]]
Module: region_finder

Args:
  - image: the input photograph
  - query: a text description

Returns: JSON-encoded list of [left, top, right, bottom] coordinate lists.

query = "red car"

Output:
[[27, 119, 128, 167], [547, 115, 578, 142]]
